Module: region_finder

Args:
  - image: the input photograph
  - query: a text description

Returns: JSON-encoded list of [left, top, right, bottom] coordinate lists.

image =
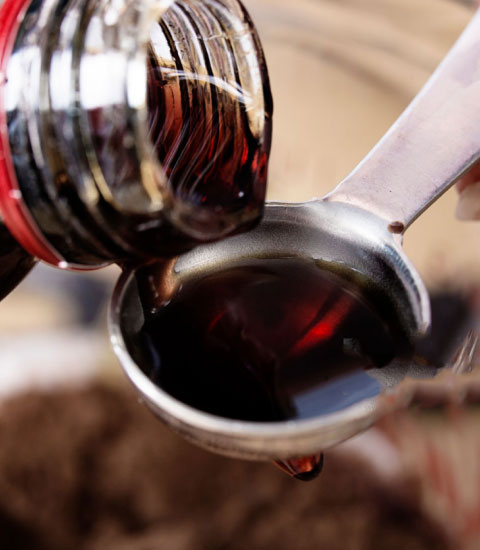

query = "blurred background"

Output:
[[1, 0, 480, 548]]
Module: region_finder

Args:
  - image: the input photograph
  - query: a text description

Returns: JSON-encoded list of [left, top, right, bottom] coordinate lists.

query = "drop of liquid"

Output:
[[274, 454, 325, 482]]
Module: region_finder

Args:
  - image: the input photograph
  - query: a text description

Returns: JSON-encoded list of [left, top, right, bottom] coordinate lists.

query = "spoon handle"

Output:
[[326, 10, 480, 232]]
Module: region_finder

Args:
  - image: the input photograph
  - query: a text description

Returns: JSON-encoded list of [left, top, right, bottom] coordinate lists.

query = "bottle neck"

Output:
[[0, 0, 272, 269]]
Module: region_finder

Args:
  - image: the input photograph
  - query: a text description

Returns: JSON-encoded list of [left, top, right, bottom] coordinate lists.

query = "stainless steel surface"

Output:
[[174, 200, 429, 337], [328, 10, 480, 230], [110, 8, 480, 460]]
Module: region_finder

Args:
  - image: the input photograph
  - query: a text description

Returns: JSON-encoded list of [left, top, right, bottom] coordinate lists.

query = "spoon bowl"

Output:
[[110, 200, 433, 460]]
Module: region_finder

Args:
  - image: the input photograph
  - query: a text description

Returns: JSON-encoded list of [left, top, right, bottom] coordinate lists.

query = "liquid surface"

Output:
[[135, 257, 404, 423]]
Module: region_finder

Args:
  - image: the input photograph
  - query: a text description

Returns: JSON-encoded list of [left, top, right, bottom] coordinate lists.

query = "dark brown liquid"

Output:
[[130, 257, 476, 481], [274, 454, 325, 482], [147, 47, 271, 222], [143, 3, 273, 251], [135, 258, 405, 423], [80, 12, 273, 263]]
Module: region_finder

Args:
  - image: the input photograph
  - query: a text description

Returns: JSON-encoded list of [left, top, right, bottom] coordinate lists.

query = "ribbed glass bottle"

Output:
[[0, 0, 272, 281]]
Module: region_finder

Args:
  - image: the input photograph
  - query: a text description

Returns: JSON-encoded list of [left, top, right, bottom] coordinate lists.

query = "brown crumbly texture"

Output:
[[0, 382, 449, 550]]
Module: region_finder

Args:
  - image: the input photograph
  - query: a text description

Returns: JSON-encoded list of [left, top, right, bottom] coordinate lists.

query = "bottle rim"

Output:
[[0, 0, 272, 267]]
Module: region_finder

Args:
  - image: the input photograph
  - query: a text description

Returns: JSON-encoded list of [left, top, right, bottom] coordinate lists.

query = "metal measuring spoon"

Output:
[[110, 11, 480, 461]]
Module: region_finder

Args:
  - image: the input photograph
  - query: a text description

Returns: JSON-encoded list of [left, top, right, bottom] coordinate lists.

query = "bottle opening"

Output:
[[145, 0, 273, 241], [0, 0, 273, 267]]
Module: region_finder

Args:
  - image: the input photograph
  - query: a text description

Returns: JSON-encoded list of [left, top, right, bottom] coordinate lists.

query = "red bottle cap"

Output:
[[0, 0, 63, 266]]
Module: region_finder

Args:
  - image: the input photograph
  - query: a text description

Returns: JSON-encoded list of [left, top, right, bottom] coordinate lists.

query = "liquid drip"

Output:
[[135, 257, 405, 423], [274, 454, 325, 482]]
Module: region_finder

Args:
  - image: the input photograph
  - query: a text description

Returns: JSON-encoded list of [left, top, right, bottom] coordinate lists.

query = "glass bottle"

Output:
[[0, 0, 272, 292]]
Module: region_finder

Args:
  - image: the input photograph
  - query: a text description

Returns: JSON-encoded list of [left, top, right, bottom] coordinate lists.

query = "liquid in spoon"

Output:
[[130, 257, 477, 481], [134, 257, 406, 424]]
